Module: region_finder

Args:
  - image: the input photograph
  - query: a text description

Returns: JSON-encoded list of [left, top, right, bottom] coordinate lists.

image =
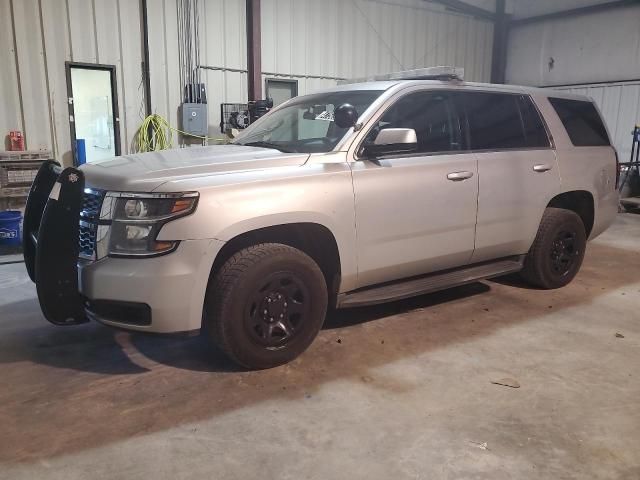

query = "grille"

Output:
[[79, 189, 104, 259]]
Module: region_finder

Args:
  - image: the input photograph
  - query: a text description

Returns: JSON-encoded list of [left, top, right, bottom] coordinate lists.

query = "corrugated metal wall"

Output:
[[1, 0, 494, 165], [553, 82, 640, 162], [0, 0, 145, 165], [150, 0, 494, 139], [504, 3, 640, 164], [506, 5, 640, 87], [260, 0, 494, 88]]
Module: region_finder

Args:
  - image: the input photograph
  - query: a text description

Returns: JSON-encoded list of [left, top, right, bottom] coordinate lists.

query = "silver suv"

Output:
[[24, 73, 619, 369]]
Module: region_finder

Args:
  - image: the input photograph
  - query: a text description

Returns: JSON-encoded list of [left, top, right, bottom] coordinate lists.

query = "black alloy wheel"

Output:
[[205, 243, 328, 369], [245, 272, 311, 348], [521, 207, 587, 289]]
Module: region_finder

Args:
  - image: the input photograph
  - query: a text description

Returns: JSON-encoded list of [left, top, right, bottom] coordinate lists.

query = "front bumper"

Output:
[[24, 163, 224, 333], [79, 238, 224, 333]]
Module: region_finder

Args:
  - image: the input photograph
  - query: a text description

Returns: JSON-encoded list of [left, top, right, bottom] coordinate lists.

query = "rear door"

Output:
[[457, 91, 561, 262], [350, 89, 478, 288]]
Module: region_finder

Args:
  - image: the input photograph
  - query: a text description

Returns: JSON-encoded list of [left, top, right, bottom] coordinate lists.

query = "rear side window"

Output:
[[548, 97, 610, 146], [459, 92, 549, 150]]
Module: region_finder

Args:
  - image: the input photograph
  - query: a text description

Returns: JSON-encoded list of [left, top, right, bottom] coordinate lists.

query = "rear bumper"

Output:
[[78, 238, 225, 333]]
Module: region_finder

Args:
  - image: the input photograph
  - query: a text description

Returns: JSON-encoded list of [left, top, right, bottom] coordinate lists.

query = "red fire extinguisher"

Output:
[[9, 131, 25, 151]]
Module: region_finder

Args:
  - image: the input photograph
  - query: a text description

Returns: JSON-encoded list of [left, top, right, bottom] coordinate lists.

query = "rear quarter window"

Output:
[[548, 97, 610, 147]]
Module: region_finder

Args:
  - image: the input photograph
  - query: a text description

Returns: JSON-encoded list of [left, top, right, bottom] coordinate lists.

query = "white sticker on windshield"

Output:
[[315, 111, 334, 121], [49, 182, 61, 201]]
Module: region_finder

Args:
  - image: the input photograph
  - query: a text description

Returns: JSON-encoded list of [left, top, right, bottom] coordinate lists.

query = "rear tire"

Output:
[[204, 243, 328, 369], [521, 208, 587, 289]]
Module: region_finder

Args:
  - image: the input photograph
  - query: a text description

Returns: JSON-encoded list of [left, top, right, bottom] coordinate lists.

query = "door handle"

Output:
[[447, 171, 474, 181], [533, 164, 553, 172]]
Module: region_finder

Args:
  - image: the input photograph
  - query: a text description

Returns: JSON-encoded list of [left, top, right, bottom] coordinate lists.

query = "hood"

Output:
[[80, 145, 310, 192]]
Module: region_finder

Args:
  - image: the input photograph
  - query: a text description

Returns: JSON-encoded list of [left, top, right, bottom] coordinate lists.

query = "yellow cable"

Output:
[[135, 114, 225, 152]]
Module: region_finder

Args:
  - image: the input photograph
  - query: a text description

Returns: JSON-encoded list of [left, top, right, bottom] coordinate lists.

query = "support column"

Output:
[[490, 0, 508, 84], [246, 0, 262, 102]]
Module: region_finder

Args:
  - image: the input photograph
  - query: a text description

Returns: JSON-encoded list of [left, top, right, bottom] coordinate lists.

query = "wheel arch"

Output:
[[546, 190, 595, 237], [208, 222, 343, 306]]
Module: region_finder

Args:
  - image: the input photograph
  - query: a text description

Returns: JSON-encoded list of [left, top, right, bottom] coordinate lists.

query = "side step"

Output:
[[620, 197, 640, 209], [337, 256, 525, 308]]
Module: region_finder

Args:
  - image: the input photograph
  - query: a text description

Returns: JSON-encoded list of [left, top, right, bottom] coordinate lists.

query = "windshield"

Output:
[[233, 90, 383, 153]]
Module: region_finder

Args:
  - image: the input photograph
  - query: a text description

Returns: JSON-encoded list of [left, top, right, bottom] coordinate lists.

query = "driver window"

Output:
[[365, 91, 462, 154]]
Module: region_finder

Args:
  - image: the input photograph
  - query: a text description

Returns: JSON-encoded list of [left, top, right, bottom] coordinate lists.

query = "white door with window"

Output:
[[266, 79, 298, 107], [351, 90, 479, 288], [67, 63, 120, 164]]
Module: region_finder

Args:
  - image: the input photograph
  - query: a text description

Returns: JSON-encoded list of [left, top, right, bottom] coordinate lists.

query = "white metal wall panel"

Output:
[[147, 0, 174, 128], [152, 0, 493, 137], [67, 0, 98, 63], [40, 0, 73, 165], [261, 0, 494, 83], [3, 0, 495, 157], [553, 82, 640, 161], [153, 0, 248, 138], [117, 0, 145, 153], [199, 0, 247, 136], [12, 0, 53, 152], [506, 5, 640, 87], [2, 0, 146, 165], [0, 0, 23, 148], [510, 0, 610, 19]]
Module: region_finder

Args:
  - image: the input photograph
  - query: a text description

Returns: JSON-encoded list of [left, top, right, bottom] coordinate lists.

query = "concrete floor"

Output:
[[1, 214, 639, 479]]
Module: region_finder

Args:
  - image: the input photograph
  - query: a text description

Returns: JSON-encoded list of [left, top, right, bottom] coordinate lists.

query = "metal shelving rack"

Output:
[[0, 151, 52, 210], [619, 126, 640, 211]]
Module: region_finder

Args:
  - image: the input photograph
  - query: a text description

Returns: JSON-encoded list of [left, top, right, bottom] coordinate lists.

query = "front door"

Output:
[[351, 90, 479, 288]]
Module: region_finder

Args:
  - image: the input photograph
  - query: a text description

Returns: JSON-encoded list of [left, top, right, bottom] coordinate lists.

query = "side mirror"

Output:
[[334, 103, 359, 129], [363, 128, 418, 157]]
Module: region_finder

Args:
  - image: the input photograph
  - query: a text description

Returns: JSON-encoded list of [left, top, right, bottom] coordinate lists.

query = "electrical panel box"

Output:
[[181, 103, 209, 137]]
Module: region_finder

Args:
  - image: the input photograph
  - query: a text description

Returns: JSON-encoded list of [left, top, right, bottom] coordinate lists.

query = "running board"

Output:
[[337, 256, 525, 308], [620, 197, 640, 208]]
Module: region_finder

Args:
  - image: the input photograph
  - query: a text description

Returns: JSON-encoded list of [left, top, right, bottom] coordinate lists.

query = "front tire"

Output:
[[521, 207, 587, 289], [205, 243, 328, 369]]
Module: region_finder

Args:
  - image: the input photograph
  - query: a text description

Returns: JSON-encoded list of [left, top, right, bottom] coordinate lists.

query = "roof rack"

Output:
[[338, 66, 464, 85]]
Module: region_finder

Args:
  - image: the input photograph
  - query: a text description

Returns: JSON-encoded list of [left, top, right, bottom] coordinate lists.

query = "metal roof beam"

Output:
[[510, 0, 640, 27], [425, 0, 497, 21]]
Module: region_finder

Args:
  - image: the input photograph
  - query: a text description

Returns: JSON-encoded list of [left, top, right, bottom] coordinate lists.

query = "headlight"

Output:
[[98, 192, 198, 258]]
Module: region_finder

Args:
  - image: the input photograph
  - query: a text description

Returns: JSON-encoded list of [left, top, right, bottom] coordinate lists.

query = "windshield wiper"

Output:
[[241, 141, 294, 153]]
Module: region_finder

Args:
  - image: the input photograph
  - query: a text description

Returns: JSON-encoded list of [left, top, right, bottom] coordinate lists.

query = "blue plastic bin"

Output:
[[76, 139, 87, 165], [0, 210, 22, 246]]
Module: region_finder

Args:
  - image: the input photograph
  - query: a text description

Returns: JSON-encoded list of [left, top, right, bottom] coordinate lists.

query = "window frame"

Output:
[[65, 61, 121, 165], [355, 87, 554, 161], [265, 78, 299, 106], [457, 91, 554, 154], [516, 94, 554, 150], [356, 89, 467, 161], [547, 97, 610, 147]]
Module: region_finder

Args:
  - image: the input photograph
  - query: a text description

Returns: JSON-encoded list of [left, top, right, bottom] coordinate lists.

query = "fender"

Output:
[[155, 161, 359, 291]]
